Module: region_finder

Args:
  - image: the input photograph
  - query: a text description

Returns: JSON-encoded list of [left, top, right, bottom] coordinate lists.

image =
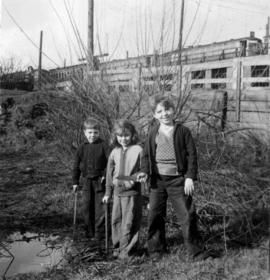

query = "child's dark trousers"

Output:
[[82, 177, 105, 240], [147, 175, 202, 257]]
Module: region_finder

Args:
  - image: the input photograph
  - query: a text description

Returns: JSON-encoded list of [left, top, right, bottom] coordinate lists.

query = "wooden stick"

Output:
[[105, 201, 109, 254], [73, 191, 78, 240]]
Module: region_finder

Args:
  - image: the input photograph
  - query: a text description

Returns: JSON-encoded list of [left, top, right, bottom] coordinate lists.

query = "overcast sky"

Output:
[[1, 0, 270, 70]]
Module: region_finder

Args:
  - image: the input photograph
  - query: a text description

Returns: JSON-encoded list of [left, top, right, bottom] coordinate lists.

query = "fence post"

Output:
[[137, 66, 142, 117], [235, 60, 242, 122], [221, 91, 228, 131]]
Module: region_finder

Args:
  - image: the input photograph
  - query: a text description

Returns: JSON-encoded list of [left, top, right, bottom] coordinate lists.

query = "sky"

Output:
[[0, 0, 270, 70]]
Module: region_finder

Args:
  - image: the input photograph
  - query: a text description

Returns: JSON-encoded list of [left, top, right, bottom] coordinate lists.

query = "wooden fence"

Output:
[[100, 54, 270, 131]]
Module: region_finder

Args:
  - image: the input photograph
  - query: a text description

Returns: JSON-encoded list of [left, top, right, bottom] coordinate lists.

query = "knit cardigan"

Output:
[[141, 122, 198, 181]]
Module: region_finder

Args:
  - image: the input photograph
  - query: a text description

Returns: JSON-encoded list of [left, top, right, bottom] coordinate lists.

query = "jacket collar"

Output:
[[84, 138, 103, 145], [150, 121, 182, 136]]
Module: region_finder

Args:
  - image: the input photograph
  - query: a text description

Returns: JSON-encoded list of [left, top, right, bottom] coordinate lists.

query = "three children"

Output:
[[73, 95, 205, 260]]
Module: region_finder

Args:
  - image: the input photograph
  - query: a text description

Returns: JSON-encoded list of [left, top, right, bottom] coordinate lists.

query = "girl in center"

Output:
[[102, 119, 143, 259]]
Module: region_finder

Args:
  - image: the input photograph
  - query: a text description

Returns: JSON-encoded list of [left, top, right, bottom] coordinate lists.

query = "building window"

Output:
[[248, 43, 261, 55], [251, 65, 269, 77], [191, 70, 205, 79], [251, 82, 269, 87], [191, 83, 204, 89], [251, 65, 269, 87], [160, 74, 173, 81], [211, 67, 227, 78], [143, 76, 155, 81], [211, 83, 226, 89]]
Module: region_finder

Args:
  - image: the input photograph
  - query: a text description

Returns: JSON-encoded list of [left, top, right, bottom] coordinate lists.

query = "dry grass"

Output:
[[194, 127, 269, 251], [6, 240, 269, 280]]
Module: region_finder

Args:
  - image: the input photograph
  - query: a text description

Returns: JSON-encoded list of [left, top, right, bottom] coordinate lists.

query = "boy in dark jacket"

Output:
[[72, 117, 108, 241], [137, 95, 205, 260]]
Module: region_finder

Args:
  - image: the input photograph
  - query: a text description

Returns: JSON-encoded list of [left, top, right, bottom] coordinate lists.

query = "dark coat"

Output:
[[72, 138, 108, 185], [141, 122, 198, 181]]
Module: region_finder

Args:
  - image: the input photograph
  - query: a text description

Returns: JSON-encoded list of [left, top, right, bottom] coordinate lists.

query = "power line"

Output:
[[63, 0, 86, 59], [48, 0, 76, 64], [3, 3, 59, 67], [192, 0, 212, 45], [183, 0, 201, 46], [216, 0, 270, 14], [191, 0, 270, 16]]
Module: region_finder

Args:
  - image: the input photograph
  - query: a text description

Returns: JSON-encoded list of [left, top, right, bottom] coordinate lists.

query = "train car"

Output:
[[90, 33, 263, 72], [0, 66, 34, 91], [161, 32, 263, 66], [99, 55, 152, 70]]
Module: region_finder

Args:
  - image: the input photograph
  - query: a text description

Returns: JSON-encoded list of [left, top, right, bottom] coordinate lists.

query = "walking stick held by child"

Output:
[[72, 185, 78, 240], [105, 200, 110, 255]]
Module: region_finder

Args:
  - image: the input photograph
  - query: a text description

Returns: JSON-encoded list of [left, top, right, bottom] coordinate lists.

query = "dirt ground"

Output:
[[0, 143, 75, 241]]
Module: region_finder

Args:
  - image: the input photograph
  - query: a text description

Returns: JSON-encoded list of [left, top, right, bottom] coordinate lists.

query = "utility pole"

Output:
[[88, 0, 94, 70], [176, 0, 185, 114], [236, 60, 242, 122], [80, 1, 108, 70], [38, 30, 43, 90], [264, 16, 270, 54], [178, 0, 185, 64]]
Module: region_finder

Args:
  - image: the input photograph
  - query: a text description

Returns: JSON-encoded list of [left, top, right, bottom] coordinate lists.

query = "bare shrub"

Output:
[[42, 69, 149, 170], [196, 126, 270, 250]]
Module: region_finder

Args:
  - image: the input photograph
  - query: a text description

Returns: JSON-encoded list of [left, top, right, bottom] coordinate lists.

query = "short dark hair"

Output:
[[149, 94, 175, 112], [83, 117, 100, 130], [111, 119, 139, 147]]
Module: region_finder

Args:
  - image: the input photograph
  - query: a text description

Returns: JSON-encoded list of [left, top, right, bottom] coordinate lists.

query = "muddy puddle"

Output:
[[0, 231, 67, 278]]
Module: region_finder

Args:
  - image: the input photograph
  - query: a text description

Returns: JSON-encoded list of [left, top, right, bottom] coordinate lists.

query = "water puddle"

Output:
[[0, 232, 66, 278]]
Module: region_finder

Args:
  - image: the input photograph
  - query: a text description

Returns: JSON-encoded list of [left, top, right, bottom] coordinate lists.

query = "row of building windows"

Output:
[[190, 65, 270, 88], [191, 68, 227, 80], [107, 83, 172, 94], [49, 64, 270, 92], [50, 68, 84, 80], [108, 65, 270, 93], [190, 83, 226, 90]]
